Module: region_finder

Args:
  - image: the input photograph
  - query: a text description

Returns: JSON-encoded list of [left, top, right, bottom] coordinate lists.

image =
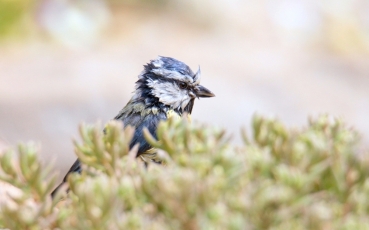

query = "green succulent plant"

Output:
[[0, 115, 368, 230]]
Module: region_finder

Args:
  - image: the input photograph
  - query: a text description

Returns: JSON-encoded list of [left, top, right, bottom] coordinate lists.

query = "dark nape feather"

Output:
[[144, 62, 155, 72]]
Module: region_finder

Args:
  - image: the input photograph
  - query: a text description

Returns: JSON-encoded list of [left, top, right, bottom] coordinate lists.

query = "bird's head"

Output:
[[135, 56, 215, 114]]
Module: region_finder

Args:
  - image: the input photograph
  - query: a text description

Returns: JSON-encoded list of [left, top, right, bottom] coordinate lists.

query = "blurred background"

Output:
[[0, 0, 369, 180]]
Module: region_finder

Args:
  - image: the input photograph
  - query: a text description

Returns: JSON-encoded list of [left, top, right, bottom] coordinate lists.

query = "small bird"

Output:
[[51, 56, 215, 198]]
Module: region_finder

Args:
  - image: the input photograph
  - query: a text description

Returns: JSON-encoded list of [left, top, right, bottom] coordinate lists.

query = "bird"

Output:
[[51, 56, 215, 198]]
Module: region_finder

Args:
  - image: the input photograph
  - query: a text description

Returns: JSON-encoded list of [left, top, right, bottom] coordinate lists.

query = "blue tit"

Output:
[[51, 56, 215, 198]]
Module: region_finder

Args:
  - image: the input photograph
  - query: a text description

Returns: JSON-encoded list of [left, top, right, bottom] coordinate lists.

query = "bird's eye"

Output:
[[179, 82, 188, 89]]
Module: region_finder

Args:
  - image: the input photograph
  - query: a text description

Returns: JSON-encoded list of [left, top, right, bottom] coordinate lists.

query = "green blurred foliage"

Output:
[[0, 115, 369, 229], [0, 0, 31, 37]]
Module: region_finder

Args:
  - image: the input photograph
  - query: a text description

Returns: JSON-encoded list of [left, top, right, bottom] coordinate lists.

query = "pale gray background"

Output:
[[0, 0, 368, 181]]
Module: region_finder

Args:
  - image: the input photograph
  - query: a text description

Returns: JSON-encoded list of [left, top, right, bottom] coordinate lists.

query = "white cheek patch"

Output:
[[147, 79, 190, 109]]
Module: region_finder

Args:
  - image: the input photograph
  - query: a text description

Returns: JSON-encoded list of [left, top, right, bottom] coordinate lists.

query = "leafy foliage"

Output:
[[0, 0, 33, 37], [0, 115, 368, 229]]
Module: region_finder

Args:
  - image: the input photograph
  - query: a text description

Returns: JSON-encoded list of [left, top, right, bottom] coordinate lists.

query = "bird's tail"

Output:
[[50, 182, 67, 198], [51, 159, 81, 199]]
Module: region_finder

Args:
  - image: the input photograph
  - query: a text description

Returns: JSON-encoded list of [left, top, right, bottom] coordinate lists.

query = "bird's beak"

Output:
[[194, 85, 215, 98]]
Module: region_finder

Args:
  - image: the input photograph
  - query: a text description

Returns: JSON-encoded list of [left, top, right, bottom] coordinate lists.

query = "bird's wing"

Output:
[[125, 112, 166, 155]]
